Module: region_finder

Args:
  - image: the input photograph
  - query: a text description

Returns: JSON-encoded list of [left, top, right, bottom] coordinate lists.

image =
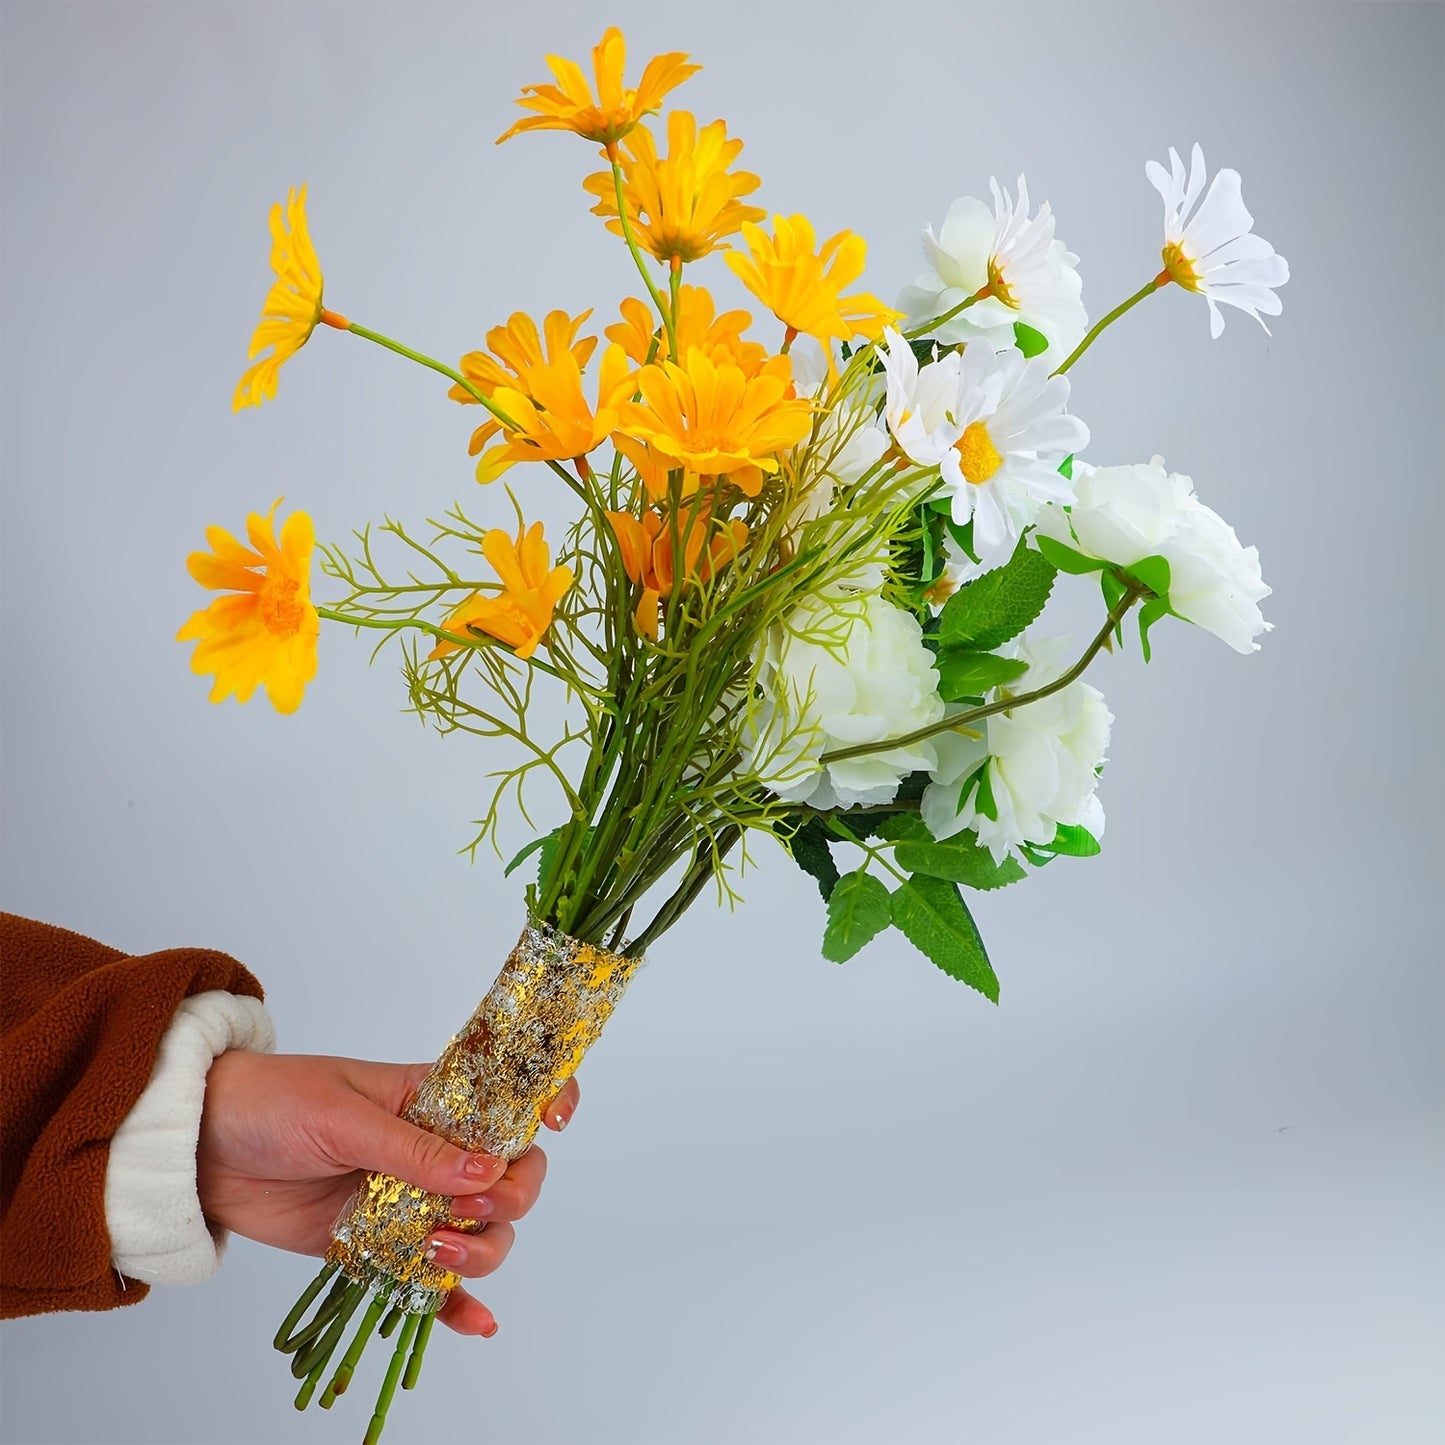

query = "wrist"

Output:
[[105, 991, 275, 1287]]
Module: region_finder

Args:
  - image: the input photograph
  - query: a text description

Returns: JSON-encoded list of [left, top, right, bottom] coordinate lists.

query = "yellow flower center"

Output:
[[956, 420, 1003, 485], [258, 571, 306, 638], [986, 257, 1019, 309], [1161, 240, 1203, 292]]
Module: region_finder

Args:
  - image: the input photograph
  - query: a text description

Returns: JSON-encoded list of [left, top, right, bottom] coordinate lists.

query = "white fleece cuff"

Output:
[[105, 990, 275, 1286]]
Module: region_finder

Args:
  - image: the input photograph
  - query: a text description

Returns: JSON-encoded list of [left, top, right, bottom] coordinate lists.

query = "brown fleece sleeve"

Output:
[[0, 912, 263, 1318]]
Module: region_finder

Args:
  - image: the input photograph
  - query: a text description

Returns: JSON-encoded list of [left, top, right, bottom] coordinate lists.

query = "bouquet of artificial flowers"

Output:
[[179, 27, 1285, 1442]]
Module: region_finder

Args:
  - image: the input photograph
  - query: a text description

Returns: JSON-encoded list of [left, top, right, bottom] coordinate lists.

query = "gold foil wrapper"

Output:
[[325, 919, 641, 1314]]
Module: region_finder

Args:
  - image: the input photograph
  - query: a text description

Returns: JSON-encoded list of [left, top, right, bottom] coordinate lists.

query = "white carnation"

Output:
[[743, 593, 944, 810], [922, 635, 1112, 863], [1034, 456, 1271, 653]]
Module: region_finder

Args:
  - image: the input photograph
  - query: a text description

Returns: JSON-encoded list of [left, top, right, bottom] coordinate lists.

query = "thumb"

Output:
[[334, 1101, 507, 1196]]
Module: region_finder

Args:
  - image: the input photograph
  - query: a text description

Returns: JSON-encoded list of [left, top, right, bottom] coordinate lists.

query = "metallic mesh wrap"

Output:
[[325, 919, 642, 1314]]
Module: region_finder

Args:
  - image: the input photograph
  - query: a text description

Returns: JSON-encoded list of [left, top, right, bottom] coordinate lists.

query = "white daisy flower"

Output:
[[1147, 143, 1290, 339], [922, 635, 1113, 863], [898, 177, 1088, 368], [879, 328, 1088, 578]]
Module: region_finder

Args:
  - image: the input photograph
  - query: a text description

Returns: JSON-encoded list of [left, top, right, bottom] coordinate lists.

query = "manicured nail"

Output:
[[463, 1153, 500, 1181], [553, 1110, 569, 1131], [425, 1238, 463, 1267], [452, 1194, 495, 1220]]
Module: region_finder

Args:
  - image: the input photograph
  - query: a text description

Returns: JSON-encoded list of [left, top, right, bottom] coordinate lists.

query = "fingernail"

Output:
[[452, 1194, 495, 1220], [553, 1110, 569, 1131], [482, 1322, 499, 1339], [464, 1153, 501, 1181], [425, 1238, 463, 1267]]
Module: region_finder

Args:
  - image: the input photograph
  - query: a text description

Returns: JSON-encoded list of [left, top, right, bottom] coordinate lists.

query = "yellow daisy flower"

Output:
[[606, 287, 765, 374], [233, 186, 343, 412], [478, 341, 634, 483], [582, 111, 764, 264], [451, 309, 599, 459], [725, 213, 902, 348], [177, 500, 319, 714], [617, 347, 813, 484], [496, 27, 699, 147], [606, 507, 749, 639], [429, 523, 573, 661]]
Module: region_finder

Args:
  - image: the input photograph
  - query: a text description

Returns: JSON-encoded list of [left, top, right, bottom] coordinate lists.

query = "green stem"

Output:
[[313, 605, 602, 698], [343, 321, 583, 492], [402, 1311, 436, 1392], [825, 820, 908, 883], [1053, 277, 1167, 376], [293, 1351, 331, 1412], [273, 1263, 338, 1352], [365, 1312, 421, 1445], [630, 824, 741, 953], [904, 289, 986, 339], [320, 1295, 387, 1407], [803, 797, 922, 820], [610, 156, 675, 356], [345, 322, 519, 429], [820, 583, 1144, 765], [291, 1281, 365, 1382], [668, 261, 683, 340]]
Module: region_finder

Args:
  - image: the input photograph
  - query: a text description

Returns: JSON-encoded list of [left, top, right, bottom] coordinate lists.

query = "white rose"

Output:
[[922, 635, 1112, 863], [743, 593, 944, 810], [1034, 456, 1271, 653]]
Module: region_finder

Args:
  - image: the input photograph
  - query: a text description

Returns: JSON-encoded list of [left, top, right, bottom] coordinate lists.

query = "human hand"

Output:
[[196, 1051, 579, 1335]]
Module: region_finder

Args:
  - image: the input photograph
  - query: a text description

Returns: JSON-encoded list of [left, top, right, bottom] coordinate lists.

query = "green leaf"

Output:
[[786, 816, 841, 900], [1124, 553, 1171, 598], [909, 336, 942, 366], [1033, 533, 1107, 576], [535, 827, 575, 895], [874, 811, 931, 844], [944, 515, 979, 563], [889, 875, 1000, 1001], [919, 506, 938, 585], [504, 831, 555, 878], [1044, 823, 1102, 857], [1059, 454, 1074, 481], [934, 649, 1029, 703], [1100, 567, 1128, 614], [973, 762, 999, 822], [893, 770, 932, 805], [1137, 595, 1173, 663], [822, 870, 894, 962], [1014, 321, 1049, 358], [936, 538, 1057, 651], [895, 830, 1027, 890]]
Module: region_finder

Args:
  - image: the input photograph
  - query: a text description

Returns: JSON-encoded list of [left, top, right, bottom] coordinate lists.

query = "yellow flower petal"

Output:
[[232, 187, 325, 411], [582, 111, 764, 263], [724, 213, 902, 347], [430, 522, 572, 661], [497, 28, 699, 146]]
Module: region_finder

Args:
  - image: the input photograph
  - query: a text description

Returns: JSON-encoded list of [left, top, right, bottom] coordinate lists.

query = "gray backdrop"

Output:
[[2, 2, 1442, 1442]]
